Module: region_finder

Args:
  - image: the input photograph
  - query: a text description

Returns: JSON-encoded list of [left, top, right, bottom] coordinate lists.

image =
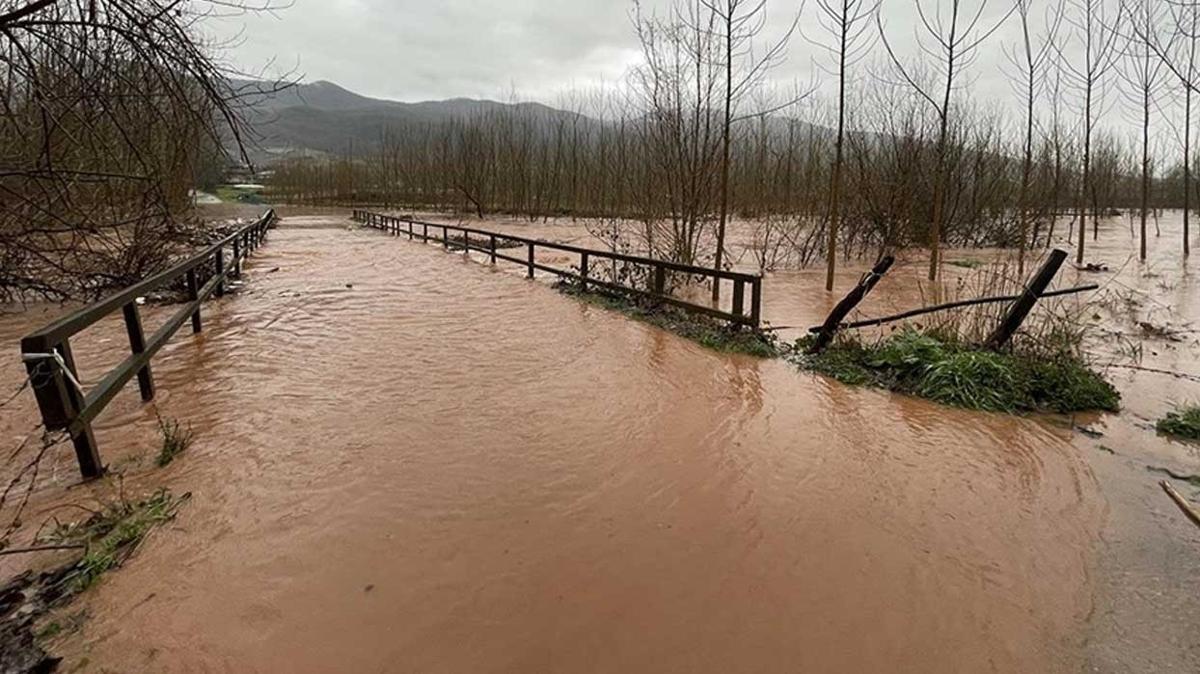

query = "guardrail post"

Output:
[[580, 253, 589, 291], [732, 279, 744, 318], [527, 242, 535, 278], [187, 269, 202, 333], [490, 235, 497, 264], [122, 302, 155, 401], [750, 278, 762, 328], [21, 336, 103, 479], [653, 264, 666, 296]]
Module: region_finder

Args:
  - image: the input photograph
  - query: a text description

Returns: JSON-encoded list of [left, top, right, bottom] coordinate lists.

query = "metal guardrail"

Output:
[[20, 209, 276, 478], [352, 210, 763, 328]]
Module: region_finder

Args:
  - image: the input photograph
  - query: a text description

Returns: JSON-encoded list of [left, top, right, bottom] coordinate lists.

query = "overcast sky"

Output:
[[210, 0, 1164, 137]]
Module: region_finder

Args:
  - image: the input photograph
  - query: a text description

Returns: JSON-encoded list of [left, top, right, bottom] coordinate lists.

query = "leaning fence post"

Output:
[[490, 235, 497, 264], [986, 248, 1068, 349], [122, 302, 155, 401], [580, 252, 589, 291], [527, 242, 535, 278], [808, 255, 895, 354]]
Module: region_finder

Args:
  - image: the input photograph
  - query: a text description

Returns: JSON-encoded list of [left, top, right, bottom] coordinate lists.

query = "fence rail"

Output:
[[20, 209, 276, 478], [352, 210, 762, 328]]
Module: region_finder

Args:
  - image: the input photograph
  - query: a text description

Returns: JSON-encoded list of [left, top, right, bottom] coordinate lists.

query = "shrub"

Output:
[[1156, 405, 1200, 441]]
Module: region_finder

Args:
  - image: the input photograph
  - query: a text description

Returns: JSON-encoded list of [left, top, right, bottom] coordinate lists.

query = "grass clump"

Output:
[[155, 413, 193, 467], [794, 328, 1119, 414], [558, 283, 778, 358], [42, 489, 190, 592], [1156, 405, 1200, 442]]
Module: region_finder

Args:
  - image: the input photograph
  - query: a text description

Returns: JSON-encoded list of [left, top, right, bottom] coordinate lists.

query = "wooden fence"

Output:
[[351, 210, 763, 328], [20, 210, 276, 478]]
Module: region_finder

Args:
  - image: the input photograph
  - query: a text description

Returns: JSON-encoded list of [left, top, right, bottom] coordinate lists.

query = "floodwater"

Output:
[[0, 208, 1196, 672]]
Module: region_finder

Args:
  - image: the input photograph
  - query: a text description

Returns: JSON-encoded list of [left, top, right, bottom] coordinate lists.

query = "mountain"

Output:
[[227, 79, 582, 166]]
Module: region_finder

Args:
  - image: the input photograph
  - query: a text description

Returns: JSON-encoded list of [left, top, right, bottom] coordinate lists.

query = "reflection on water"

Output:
[[0, 215, 1112, 672]]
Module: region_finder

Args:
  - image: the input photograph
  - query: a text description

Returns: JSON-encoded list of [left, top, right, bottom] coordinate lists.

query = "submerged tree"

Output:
[[1005, 0, 1063, 275], [811, 0, 880, 290], [879, 0, 1014, 281], [1059, 0, 1120, 264]]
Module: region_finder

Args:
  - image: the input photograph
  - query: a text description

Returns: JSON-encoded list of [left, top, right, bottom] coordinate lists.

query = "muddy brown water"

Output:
[[0, 209, 1196, 672]]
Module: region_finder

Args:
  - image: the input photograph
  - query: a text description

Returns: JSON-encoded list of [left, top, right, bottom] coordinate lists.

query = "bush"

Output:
[[1157, 405, 1200, 441]]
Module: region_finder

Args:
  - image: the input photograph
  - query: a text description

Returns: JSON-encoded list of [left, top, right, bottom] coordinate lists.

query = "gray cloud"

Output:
[[213, 0, 1161, 137]]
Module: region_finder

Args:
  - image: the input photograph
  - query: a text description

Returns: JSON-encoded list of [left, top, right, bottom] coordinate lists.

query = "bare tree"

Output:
[[1059, 0, 1120, 264], [0, 0, 291, 301], [703, 0, 797, 301], [1005, 0, 1064, 275], [879, 0, 1015, 281], [811, 0, 880, 290], [1117, 0, 1167, 260]]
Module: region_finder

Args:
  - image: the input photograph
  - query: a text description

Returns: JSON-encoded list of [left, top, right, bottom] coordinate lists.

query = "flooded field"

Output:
[[1, 208, 1197, 672]]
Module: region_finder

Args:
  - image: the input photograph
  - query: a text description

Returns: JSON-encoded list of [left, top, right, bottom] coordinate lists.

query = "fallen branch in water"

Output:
[[1105, 364, 1200, 384], [807, 284, 1100, 333], [1160, 480, 1200, 529], [0, 543, 85, 556]]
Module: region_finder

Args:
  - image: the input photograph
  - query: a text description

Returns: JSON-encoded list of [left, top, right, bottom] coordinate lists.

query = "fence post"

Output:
[[986, 248, 1068, 349], [423, 223, 428, 241], [232, 237, 242, 277], [580, 252, 589, 291], [750, 278, 762, 328], [408, 221, 414, 240], [122, 302, 155, 401], [490, 234, 497, 264], [527, 242, 535, 278], [653, 264, 666, 296], [443, 226, 449, 250], [732, 279, 744, 318], [187, 269, 202, 333], [215, 247, 226, 297], [20, 336, 103, 479]]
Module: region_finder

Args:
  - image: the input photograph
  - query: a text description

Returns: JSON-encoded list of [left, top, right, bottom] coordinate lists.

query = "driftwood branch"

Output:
[[1160, 480, 1200, 530]]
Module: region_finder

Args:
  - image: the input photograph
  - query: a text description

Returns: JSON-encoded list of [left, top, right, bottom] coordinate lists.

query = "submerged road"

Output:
[[8, 214, 1110, 672]]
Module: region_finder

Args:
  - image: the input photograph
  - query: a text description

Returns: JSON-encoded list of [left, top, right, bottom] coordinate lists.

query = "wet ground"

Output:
[[0, 207, 1196, 672]]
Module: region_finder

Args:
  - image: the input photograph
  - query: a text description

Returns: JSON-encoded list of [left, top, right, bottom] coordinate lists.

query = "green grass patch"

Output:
[[42, 489, 190, 592], [214, 184, 265, 205], [155, 413, 193, 467], [1156, 405, 1200, 442], [557, 283, 778, 358], [793, 328, 1120, 414]]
